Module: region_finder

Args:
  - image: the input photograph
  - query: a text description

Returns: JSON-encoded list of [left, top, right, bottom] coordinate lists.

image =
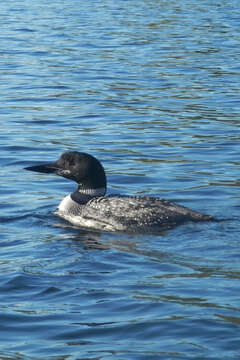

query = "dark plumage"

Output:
[[25, 151, 214, 233]]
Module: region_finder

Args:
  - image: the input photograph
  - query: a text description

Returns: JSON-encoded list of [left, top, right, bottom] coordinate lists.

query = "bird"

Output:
[[25, 151, 214, 234]]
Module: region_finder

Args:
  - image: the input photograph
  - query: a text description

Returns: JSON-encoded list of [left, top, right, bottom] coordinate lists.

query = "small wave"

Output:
[[0, 214, 33, 224]]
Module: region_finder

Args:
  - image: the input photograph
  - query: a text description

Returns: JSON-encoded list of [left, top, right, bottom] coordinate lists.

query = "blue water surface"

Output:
[[1, 0, 240, 359]]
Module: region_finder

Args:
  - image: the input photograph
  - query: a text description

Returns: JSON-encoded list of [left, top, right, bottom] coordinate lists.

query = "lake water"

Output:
[[1, 0, 240, 358]]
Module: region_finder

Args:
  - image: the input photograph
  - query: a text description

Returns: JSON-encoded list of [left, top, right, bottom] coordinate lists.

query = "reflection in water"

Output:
[[1, 0, 240, 358]]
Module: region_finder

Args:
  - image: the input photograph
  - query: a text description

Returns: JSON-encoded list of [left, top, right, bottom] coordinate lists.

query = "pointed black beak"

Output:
[[24, 163, 59, 174], [24, 162, 72, 179]]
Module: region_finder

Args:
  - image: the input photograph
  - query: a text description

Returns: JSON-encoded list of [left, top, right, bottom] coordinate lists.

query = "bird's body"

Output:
[[25, 151, 214, 234], [57, 193, 213, 233]]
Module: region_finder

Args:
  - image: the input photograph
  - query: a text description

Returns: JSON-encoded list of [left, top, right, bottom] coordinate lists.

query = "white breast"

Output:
[[57, 195, 76, 213]]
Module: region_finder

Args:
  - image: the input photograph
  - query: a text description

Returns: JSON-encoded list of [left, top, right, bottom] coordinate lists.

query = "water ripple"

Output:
[[1, 0, 240, 358]]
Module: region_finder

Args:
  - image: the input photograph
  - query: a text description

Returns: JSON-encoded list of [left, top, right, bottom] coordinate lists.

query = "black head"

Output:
[[25, 151, 107, 190]]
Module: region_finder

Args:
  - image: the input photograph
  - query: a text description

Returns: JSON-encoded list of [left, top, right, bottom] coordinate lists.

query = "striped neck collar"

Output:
[[71, 187, 106, 204]]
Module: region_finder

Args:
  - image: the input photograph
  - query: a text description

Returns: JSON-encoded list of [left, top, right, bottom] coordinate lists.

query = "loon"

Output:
[[25, 151, 214, 234]]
